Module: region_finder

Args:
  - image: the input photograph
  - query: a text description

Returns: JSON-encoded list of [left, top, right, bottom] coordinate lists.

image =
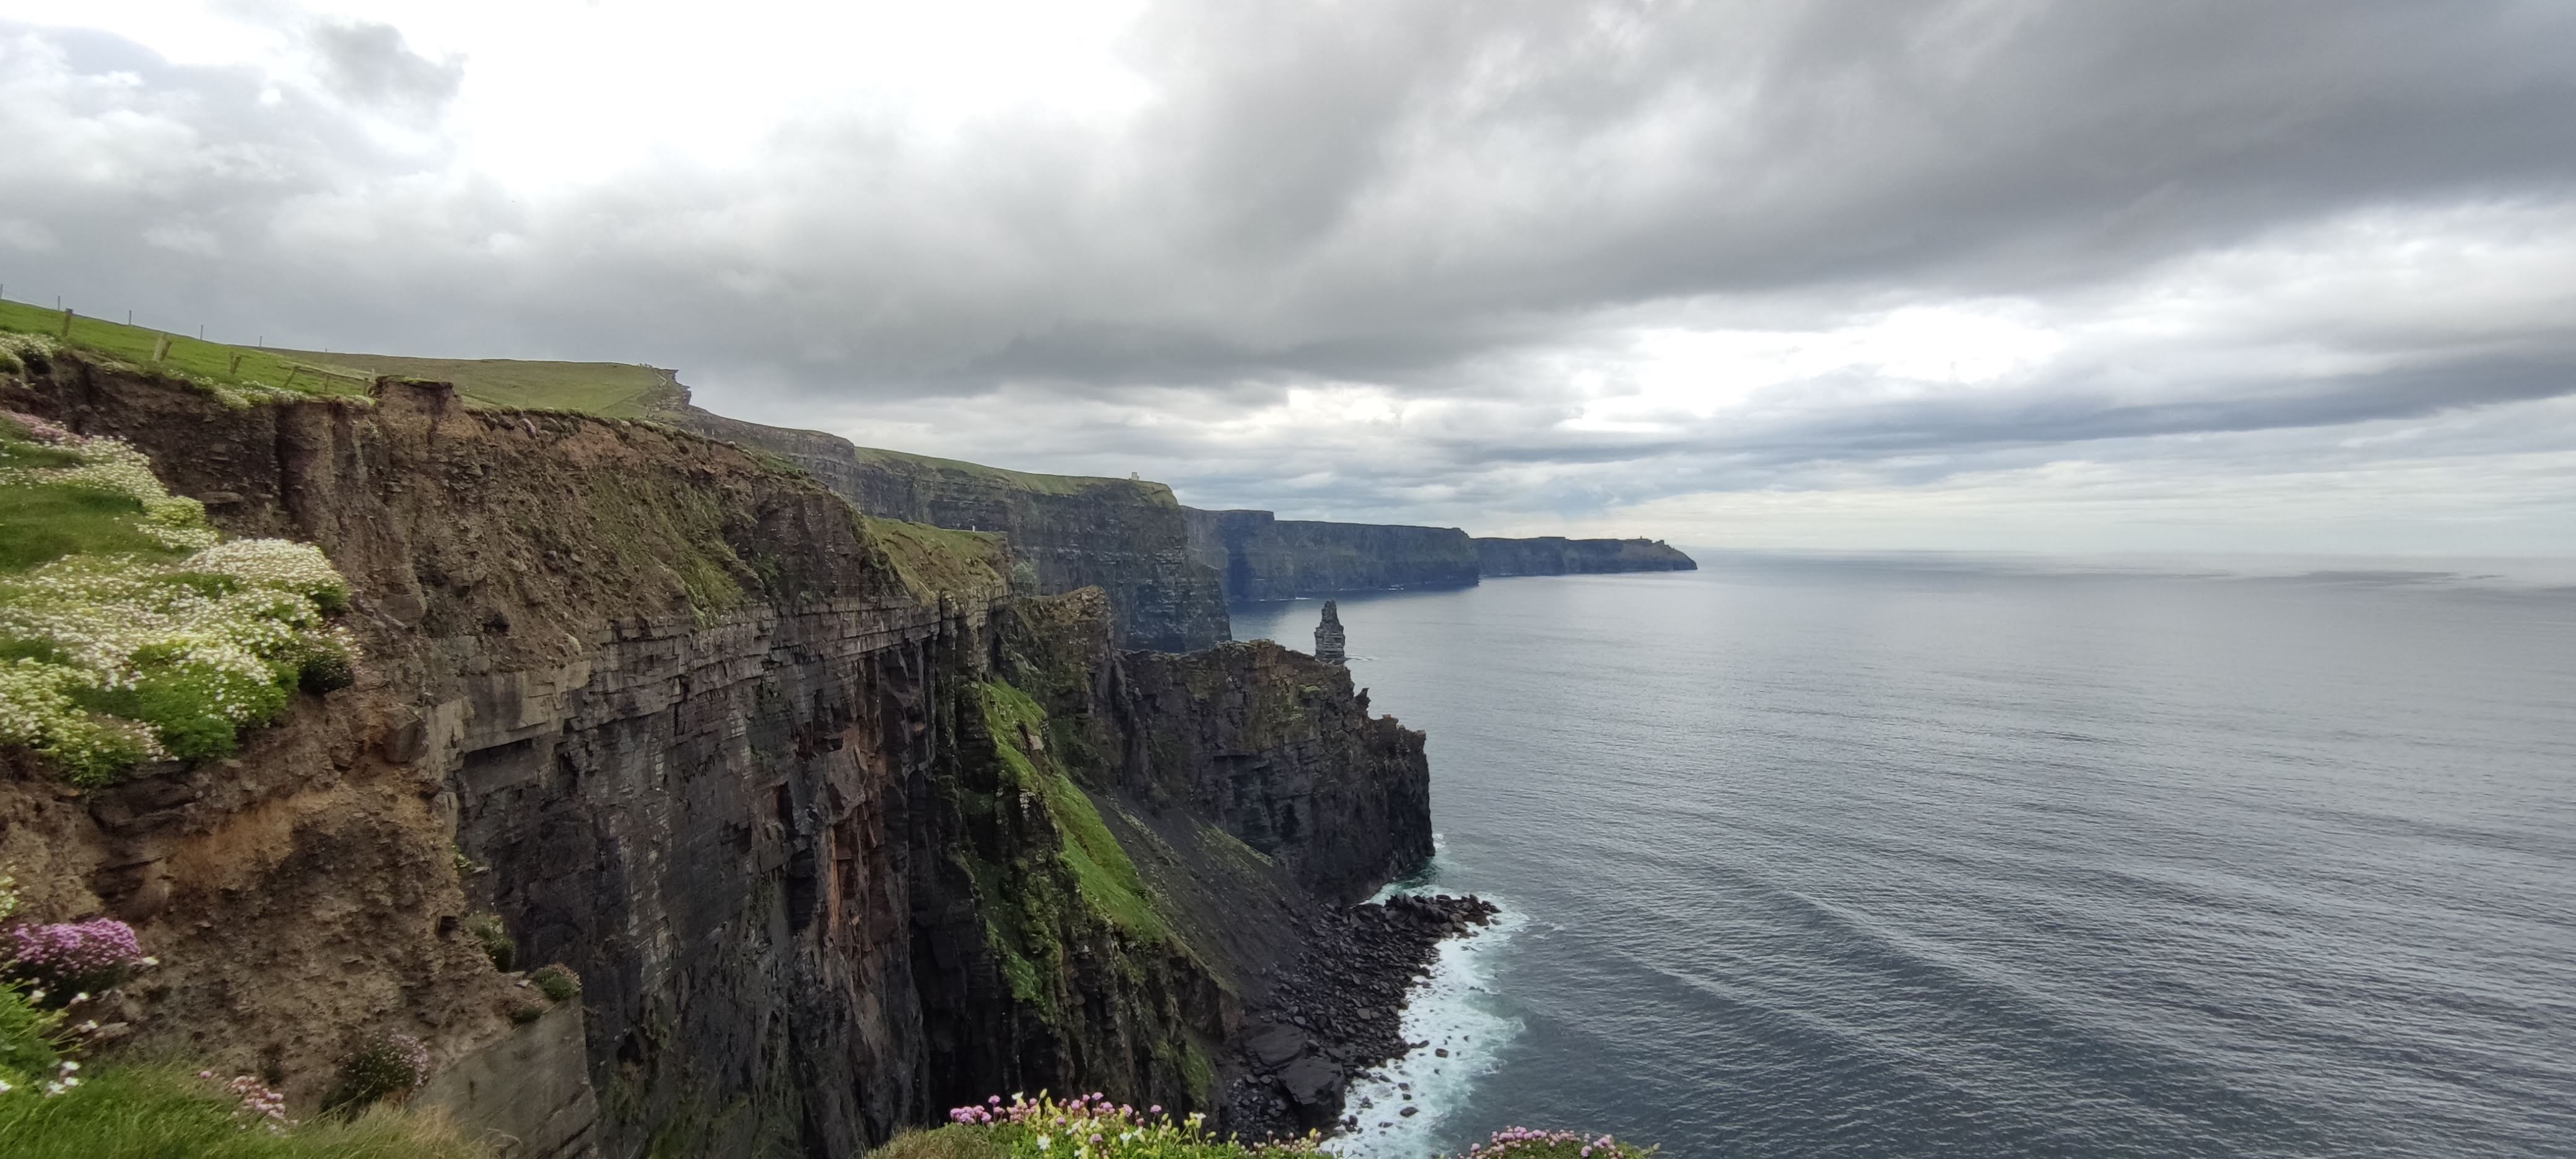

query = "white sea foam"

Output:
[[1324, 890, 1525, 1159]]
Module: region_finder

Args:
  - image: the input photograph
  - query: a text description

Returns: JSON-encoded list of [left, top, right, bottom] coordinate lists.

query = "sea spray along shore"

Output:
[[0, 347, 1663, 1155], [1328, 896, 1530, 1158]]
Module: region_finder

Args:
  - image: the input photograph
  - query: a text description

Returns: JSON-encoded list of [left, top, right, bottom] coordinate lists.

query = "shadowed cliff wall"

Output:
[[1182, 509, 1479, 602], [1185, 510, 1699, 601], [1473, 536, 1697, 576]]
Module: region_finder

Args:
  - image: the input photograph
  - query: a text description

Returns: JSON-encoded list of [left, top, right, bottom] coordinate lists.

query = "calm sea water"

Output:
[[1228, 553, 2576, 1159]]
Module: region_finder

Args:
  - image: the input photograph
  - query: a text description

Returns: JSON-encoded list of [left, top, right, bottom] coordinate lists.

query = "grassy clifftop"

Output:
[[0, 302, 369, 402], [0, 303, 666, 420], [259, 351, 686, 419], [852, 445, 1170, 501]]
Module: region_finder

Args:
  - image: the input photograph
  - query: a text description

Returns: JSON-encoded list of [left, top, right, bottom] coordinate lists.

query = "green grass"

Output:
[[864, 517, 1009, 602], [0, 300, 370, 400], [262, 352, 685, 418], [585, 474, 752, 622], [977, 682, 1173, 945], [853, 446, 1175, 502], [0, 298, 685, 416], [0, 484, 183, 573], [0, 1065, 491, 1158], [871, 1125, 1011, 1159], [0, 419, 354, 783]]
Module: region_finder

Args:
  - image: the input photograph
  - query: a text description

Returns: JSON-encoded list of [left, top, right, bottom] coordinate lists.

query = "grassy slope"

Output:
[[852, 446, 1167, 500], [0, 432, 181, 574], [0, 1066, 489, 1159], [865, 517, 1011, 604], [0, 301, 369, 398], [263, 351, 685, 418]]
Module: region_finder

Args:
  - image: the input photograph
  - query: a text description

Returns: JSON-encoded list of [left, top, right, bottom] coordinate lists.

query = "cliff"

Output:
[[0, 355, 1430, 1156], [1184, 511, 1697, 602], [1183, 509, 1479, 602], [673, 405, 1229, 653], [1474, 536, 1697, 576]]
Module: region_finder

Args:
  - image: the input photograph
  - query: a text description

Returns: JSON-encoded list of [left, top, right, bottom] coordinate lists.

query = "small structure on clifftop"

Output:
[[1314, 600, 1346, 666]]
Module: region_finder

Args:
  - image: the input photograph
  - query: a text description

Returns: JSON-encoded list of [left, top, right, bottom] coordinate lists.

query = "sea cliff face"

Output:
[[1474, 536, 1697, 576], [1185, 509, 1697, 601], [0, 359, 1430, 1157], [675, 404, 1229, 653], [1183, 509, 1479, 602]]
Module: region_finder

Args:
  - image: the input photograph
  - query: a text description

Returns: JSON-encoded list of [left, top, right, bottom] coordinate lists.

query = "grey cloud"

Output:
[[2, 3, 2573, 549], [308, 20, 461, 111]]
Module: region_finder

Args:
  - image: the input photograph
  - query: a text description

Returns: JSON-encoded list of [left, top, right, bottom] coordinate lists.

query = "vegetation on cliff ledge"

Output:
[[0, 411, 354, 784], [0, 1064, 490, 1159], [875, 1093, 1655, 1159], [978, 682, 1173, 947], [869, 516, 1012, 604]]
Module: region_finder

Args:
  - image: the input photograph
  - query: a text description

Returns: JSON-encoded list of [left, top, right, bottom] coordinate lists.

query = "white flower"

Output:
[[0, 434, 354, 780]]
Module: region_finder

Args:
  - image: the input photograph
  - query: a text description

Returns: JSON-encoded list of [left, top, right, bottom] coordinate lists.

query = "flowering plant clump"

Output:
[[202, 1070, 293, 1132], [1458, 1127, 1655, 1158], [0, 418, 356, 784], [0, 334, 58, 381], [945, 1092, 1317, 1158], [329, 1031, 430, 1110], [2, 918, 146, 996]]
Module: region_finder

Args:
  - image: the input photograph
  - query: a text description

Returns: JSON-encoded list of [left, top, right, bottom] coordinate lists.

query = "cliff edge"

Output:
[[0, 354, 1429, 1157]]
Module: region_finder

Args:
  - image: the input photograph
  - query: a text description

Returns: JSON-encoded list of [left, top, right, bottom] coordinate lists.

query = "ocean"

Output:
[[1225, 553, 2576, 1158]]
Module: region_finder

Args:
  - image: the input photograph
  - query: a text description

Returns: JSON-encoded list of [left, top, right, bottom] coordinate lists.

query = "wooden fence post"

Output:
[[60, 309, 74, 337], [229, 352, 244, 375], [153, 335, 172, 362]]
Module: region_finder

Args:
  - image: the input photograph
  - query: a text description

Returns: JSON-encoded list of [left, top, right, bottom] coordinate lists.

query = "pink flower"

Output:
[[4, 919, 145, 992]]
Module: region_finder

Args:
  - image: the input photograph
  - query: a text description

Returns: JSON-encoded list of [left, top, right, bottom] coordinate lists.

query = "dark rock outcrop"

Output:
[[1474, 536, 1697, 576], [1113, 641, 1430, 906], [1313, 602, 1346, 666], [674, 404, 1229, 653], [1224, 893, 1499, 1139], [1183, 509, 1479, 601]]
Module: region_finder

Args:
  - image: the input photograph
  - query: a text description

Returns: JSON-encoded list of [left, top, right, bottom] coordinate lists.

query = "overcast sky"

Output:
[[4, 1, 2572, 554]]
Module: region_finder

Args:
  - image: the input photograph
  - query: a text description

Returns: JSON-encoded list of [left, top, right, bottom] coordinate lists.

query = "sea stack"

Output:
[[1315, 600, 1347, 665]]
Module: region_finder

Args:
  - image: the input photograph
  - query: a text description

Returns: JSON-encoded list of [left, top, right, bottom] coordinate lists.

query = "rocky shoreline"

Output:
[[1222, 893, 1503, 1140]]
